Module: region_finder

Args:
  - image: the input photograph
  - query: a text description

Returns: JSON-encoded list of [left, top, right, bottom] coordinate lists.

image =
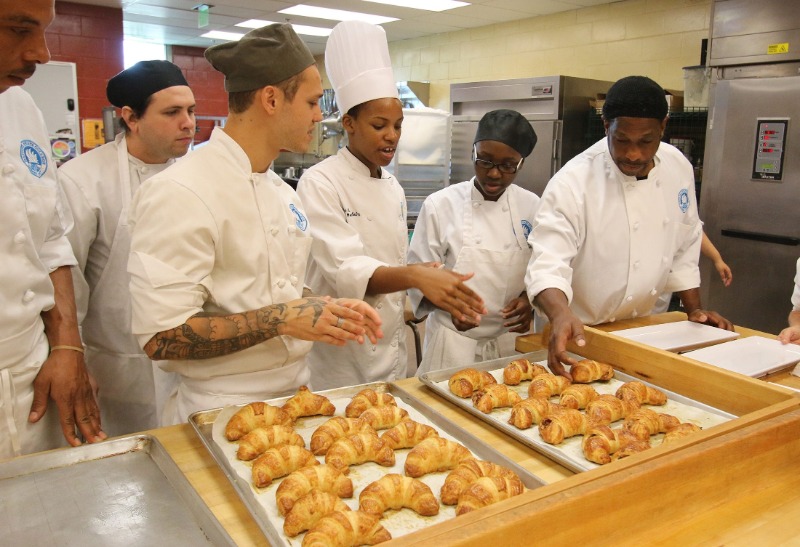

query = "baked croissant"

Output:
[[615, 381, 668, 406], [585, 394, 640, 425], [538, 407, 590, 444], [325, 432, 395, 471], [559, 384, 599, 409], [404, 436, 473, 478], [508, 397, 557, 429], [440, 459, 521, 505], [502, 359, 548, 385], [310, 417, 375, 455], [471, 384, 522, 413], [224, 402, 292, 441], [455, 476, 525, 516], [358, 405, 410, 430], [344, 388, 397, 418], [358, 473, 439, 516], [281, 385, 336, 421], [661, 422, 702, 446], [448, 368, 497, 398], [275, 464, 354, 517], [284, 490, 351, 537], [236, 424, 305, 461], [251, 444, 319, 488], [569, 359, 615, 383], [302, 510, 391, 547], [622, 408, 680, 439], [582, 424, 651, 465], [379, 420, 439, 450], [527, 373, 571, 398]]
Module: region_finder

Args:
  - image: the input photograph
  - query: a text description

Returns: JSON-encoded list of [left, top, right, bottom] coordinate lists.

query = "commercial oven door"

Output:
[[450, 118, 559, 197], [699, 74, 800, 334]]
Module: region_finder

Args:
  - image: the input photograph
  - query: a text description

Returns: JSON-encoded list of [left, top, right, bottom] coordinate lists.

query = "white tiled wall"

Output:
[[319, 0, 712, 111]]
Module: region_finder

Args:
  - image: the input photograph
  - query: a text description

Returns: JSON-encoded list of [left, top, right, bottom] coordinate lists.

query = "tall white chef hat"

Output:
[[325, 20, 399, 115]]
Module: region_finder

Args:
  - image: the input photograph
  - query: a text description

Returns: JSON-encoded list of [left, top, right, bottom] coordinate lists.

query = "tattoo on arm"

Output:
[[144, 300, 319, 360]]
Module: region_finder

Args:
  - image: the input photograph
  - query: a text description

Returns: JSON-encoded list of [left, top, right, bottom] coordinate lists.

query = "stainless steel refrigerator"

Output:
[[449, 75, 613, 196], [699, 0, 800, 334]]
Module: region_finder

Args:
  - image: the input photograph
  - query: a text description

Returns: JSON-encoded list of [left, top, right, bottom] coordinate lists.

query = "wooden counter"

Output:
[[115, 313, 800, 544]]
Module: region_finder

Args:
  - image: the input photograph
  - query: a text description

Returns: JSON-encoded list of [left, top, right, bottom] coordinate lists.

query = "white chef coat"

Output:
[[525, 138, 702, 326], [791, 258, 800, 311], [128, 127, 312, 425], [0, 87, 77, 457], [59, 133, 178, 436], [296, 147, 408, 389], [409, 181, 539, 374]]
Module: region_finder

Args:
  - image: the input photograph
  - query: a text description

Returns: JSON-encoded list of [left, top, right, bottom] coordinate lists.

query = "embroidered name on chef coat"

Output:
[[678, 188, 690, 213], [290, 203, 308, 231], [344, 207, 361, 218], [521, 220, 532, 239], [20, 139, 48, 178]]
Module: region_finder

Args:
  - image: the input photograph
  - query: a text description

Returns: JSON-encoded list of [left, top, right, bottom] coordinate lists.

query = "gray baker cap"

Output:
[[204, 23, 316, 92]]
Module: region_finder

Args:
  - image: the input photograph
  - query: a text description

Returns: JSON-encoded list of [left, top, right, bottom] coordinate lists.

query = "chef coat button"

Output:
[[609, 317, 616, 322], [13, 231, 26, 244], [473, 202, 479, 208], [22, 290, 34, 303], [502, 205, 509, 212], [272, 177, 282, 186], [290, 275, 298, 285], [663, 218, 670, 225], [662, 256, 669, 264], [633, 261, 640, 269], [271, 227, 279, 236], [140, 167, 148, 174], [288, 226, 296, 234], [377, 303, 383, 309], [625, 295, 633, 302], [650, 289, 658, 296], [367, 216, 372, 221], [391, 339, 398, 347], [2, 163, 15, 175], [372, 346, 377, 352], [633, 221, 640, 231], [626, 184, 634, 190], [277, 279, 286, 288], [632, 310, 639, 318]]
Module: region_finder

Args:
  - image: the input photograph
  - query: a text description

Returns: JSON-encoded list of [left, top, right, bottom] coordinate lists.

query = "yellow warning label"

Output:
[[768, 43, 789, 54]]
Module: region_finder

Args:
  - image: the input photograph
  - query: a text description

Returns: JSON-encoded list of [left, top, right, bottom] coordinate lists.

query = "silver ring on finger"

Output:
[[336, 316, 344, 328]]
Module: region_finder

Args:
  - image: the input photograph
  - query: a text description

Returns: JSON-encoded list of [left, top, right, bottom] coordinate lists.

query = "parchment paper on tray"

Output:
[[207, 385, 544, 547], [420, 351, 735, 473]]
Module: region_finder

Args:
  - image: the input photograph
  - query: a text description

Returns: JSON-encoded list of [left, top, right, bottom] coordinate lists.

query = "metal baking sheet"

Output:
[[190, 382, 545, 547], [419, 350, 736, 473], [0, 435, 235, 546]]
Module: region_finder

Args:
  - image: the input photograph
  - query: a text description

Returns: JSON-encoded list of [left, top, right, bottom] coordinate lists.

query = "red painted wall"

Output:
[[45, 2, 229, 148], [172, 45, 228, 143], [47, 0, 124, 139]]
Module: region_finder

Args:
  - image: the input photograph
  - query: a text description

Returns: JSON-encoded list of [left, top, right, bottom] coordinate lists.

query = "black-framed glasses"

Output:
[[472, 145, 524, 174]]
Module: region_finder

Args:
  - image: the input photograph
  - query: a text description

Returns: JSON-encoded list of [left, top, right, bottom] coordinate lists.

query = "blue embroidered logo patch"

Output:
[[521, 220, 533, 239], [290, 204, 308, 231], [678, 188, 690, 213], [20, 139, 47, 178]]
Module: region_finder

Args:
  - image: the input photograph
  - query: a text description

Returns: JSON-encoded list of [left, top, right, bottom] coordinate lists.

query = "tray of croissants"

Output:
[[189, 382, 545, 547], [418, 350, 735, 474]]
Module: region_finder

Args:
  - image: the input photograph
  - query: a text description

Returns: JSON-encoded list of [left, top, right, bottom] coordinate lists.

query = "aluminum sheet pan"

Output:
[[419, 350, 735, 473], [190, 382, 545, 547], [0, 435, 235, 546]]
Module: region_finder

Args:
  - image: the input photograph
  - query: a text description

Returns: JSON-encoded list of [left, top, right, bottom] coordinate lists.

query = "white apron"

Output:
[[82, 140, 176, 436], [418, 190, 531, 374], [0, 324, 63, 459]]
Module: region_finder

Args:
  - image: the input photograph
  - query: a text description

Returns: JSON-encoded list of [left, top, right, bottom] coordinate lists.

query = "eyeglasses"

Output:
[[472, 145, 524, 174]]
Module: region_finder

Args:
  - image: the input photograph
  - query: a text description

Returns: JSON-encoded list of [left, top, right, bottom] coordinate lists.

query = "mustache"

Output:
[[13, 64, 37, 79]]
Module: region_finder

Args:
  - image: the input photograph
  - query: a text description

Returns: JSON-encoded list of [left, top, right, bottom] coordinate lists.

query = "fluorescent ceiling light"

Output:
[[278, 4, 398, 25], [362, 0, 469, 11], [237, 18, 333, 37], [201, 30, 245, 41]]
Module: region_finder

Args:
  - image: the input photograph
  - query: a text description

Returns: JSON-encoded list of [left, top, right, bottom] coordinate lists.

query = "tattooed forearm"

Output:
[[143, 298, 325, 360]]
